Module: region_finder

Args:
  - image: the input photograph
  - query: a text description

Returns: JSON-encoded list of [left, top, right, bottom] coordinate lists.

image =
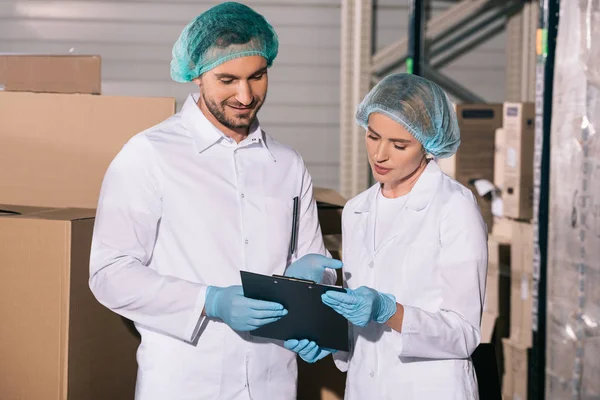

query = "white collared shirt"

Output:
[[90, 94, 331, 400]]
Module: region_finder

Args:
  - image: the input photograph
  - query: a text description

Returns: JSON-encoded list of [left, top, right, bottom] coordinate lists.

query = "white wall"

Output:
[[0, 0, 506, 191]]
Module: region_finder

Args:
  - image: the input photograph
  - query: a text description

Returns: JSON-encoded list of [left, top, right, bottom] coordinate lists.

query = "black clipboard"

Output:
[[240, 271, 349, 352]]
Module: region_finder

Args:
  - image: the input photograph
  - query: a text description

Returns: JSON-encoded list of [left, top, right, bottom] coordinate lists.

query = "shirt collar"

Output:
[[354, 160, 442, 213], [180, 93, 276, 161]]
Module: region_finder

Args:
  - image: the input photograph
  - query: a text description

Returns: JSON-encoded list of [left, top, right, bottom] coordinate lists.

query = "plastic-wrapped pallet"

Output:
[[546, 1, 600, 398]]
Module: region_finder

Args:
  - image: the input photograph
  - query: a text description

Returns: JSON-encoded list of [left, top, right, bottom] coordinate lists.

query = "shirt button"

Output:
[[370, 371, 375, 377], [245, 239, 249, 245], [368, 261, 374, 268], [241, 193, 245, 198]]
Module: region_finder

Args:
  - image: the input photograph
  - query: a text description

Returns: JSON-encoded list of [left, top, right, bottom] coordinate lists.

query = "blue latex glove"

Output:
[[322, 286, 397, 327], [284, 254, 343, 283], [205, 285, 287, 331], [283, 339, 336, 363]]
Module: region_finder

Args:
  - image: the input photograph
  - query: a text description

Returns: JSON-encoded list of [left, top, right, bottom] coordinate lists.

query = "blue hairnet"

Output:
[[171, 2, 279, 82], [355, 73, 460, 158]]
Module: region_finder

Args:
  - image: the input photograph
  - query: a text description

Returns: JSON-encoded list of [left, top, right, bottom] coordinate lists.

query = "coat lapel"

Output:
[[352, 184, 380, 259]]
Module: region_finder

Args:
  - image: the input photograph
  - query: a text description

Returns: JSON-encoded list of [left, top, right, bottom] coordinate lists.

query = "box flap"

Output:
[[0, 205, 56, 216], [0, 205, 95, 221], [314, 187, 346, 208]]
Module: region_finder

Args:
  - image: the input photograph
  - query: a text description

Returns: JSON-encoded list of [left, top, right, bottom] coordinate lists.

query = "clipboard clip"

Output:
[[271, 274, 316, 285]]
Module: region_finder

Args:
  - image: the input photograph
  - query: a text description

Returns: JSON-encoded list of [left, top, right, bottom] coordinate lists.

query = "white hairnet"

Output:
[[171, 2, 278, 82], [356, 73, 460, 158]]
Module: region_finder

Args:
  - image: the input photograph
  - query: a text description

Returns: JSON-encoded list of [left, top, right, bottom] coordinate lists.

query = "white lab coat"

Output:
[[89, 94, 334, 400], [334, 160, 488, 400]]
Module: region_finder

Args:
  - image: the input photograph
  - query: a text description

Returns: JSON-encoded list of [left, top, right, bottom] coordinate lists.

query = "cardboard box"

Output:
[[0, 55, 101, 94], [314, 187, 346, 285], [511, 222, 533, 276], [441, 104, 504, 183], [483, 236, 512, 374], [510, 270, 533, 348], [484, 262, 500, 317], [323, 233, 342, 259], [437, 154, 456, 180], [484, 236, 511, 347], [298, 357, 345, 400], [444, 104, 504, 232], [486, 238, 511, 319], [0, 209, 140, 400], [502, 103, 535, 220], [0, 92, 175, 211], [502, 338, 530, 400], [480, 310, 497, 343], [494, 128, 506, 190], [510, 222, 534, 347], [491, 217, 513, 242], [314, 187, 346, 236]]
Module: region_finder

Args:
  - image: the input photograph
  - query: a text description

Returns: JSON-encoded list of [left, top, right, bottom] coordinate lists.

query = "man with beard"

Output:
[[89, 3, 341, 399]]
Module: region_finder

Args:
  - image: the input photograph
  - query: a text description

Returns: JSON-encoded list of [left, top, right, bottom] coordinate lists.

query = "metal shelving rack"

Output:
[[530, 1, 559, 398], [340, 0, 525, 197]]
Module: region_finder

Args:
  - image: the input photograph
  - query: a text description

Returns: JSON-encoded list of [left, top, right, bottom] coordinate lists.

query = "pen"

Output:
[[290, 196, 299, 256]]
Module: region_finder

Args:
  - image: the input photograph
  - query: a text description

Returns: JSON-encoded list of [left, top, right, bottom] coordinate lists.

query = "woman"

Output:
[[285, 73, 488, 399]]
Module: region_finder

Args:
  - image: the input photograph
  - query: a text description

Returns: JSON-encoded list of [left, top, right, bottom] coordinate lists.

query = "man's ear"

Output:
[[192, 76, 202, 86]]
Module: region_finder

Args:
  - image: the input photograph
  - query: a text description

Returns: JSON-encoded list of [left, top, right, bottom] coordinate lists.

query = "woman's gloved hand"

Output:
[[322, 286, 397, 327], [205, 285, 287, 331], [284, 254, 342, 283], [283, 339, 336, 363]]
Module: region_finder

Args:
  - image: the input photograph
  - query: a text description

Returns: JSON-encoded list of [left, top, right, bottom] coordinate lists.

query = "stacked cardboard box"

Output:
[[0, 54, 101, 94], [484, 237, 511, 330], [498, 221, 533, 400], [502, 338, 530, 400], [0, 91, 175, 210], [502, 103, 535, 220], [494, 103, 535, 400], [438, 104, 503, 233], [0, 55, 176, 400], [485, 122, 511, 345], [509, 222, 534, 348], [498, 221, 534, 400], [0, 208, 139, 400]]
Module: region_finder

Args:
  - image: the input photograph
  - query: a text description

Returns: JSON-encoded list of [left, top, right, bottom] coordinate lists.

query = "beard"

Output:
[[201, 87, 265, 130]]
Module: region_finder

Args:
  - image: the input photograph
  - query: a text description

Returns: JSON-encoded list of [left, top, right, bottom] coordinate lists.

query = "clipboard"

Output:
[[240, 271, 349, 352]]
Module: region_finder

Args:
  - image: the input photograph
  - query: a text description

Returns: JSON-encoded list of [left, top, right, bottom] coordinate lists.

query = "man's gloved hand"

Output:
[[205, 285, 287, 331], [321, 286, 397, 327], [283, 339, 336, 363], [284, 254, 343, 283]]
